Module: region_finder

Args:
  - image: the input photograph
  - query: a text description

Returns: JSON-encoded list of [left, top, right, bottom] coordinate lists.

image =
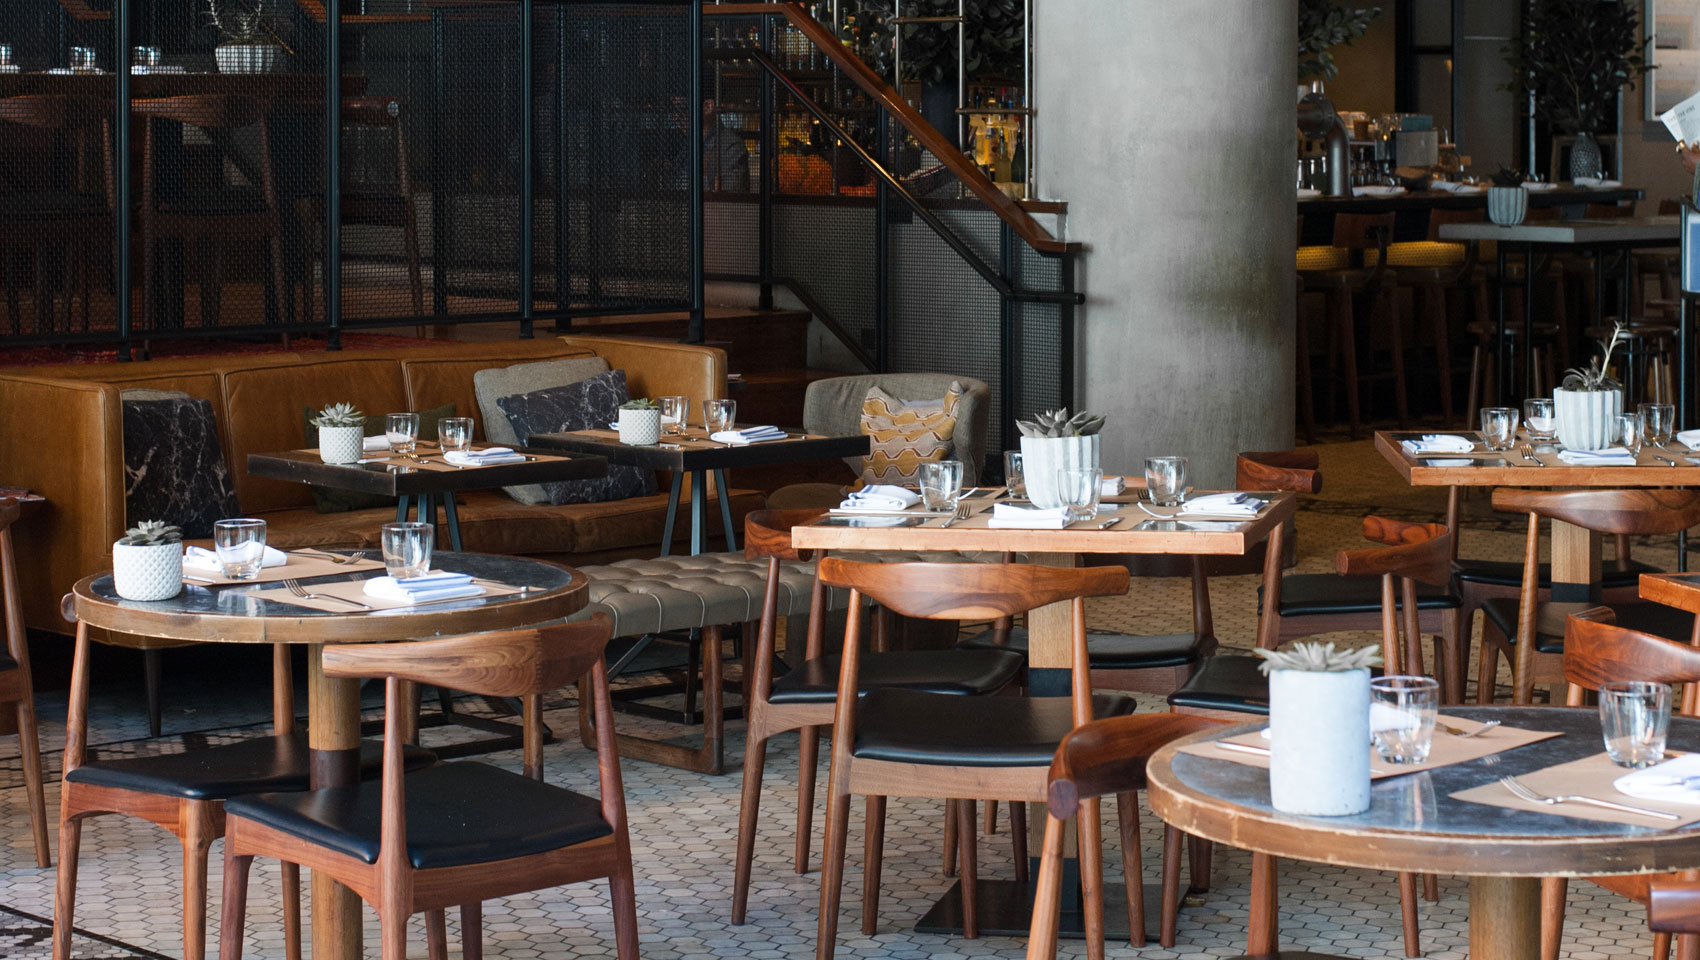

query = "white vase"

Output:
[[1019, 435, 1101, 509], [618, 408, 661, 446], [111, 541, 184, 602], [215, 44, 284, 74], [318, 424, 365, 464], [1554, 387, 1622, 451], [1487, 186, 1527, 226], [1268, 668, 1371, 816]]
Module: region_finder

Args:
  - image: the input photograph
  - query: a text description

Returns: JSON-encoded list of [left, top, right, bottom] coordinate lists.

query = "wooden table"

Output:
[[246, 446, 607, 551], [1149, 706, 1700, 960], [68, 552, 587, 960]]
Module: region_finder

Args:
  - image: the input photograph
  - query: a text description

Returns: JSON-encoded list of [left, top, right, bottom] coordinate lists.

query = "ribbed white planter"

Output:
[[318, 425, 365, 464], [111, 541, 184, 602], [618, 408, 661, 445], [1554, 387, 1622, 451], [1269, 668, 1371, 816], [215, 44, 284, 74], [1487, 186, 1527, 226], [1020, 434, 1100, 509]]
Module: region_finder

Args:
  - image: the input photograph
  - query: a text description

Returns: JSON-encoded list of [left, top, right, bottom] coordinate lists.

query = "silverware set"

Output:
[[1498, 774, 1679, 821], [1520, 445, 1545, 467], [281, 578, 371, 610]]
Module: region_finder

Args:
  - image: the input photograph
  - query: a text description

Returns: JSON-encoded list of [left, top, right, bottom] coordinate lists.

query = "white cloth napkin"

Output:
[[1297, 188, 1322, 200], [1522, 181, 1558, 192], [444, 447, 526, 466], [362, 571, 485, 604], [361, 435, 388, 453], [1353, 185, 1406, 197], [1574, 177, 1622, 189], [1101, 476, 1126, 496], [1178, 492, 1261, 518], [838, 485, 922, 512], [1677, 429, 1700, 451], [184, 544, 286, 572], [1401, 434, 1475, 456], [711, 426, 787, 445], [1556, 447, 1635, 465], [986, 503, 1071, 529], [1431, 181, 1483, 195], [1614, 753, 1700, 804]]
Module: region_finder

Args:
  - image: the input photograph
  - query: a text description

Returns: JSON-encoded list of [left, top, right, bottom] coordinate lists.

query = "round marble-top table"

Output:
[[1147, 707, 1700, 960], [68, 551, 588, 960]]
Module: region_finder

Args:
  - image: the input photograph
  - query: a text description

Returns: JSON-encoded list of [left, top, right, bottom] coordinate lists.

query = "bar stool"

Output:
[[1297, 212, 1396, 437], [1390, 207, 1488, 425]]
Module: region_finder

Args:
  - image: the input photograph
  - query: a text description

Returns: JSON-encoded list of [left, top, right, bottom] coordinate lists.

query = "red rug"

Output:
[[0, 333, 439, 369]]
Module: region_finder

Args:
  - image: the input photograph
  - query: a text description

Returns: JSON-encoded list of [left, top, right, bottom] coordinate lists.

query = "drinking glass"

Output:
[[1523, 397, 1557, 442], [385, 412, 420, 454], [1144, 456, 1188, 507], [69, 46, 96, 71], [437, 417, 474, 453], [1370, 676, 1439, 764], [1479, 406, 1519, 451], [659, 396, 690, 436], [1640, 402, 1676, 448], [381, 521, 434, 580], [1600, 680, 1671, 768], [132, 46, 162, 67], [1057, 467, 1103, 522], [1614, 413, 1643, 456], [1003, 450, 1026, 498], [0, 45, 15, 68], [918, 460, 964, 512], [213, 518, 268, 581], [703, 398, 737, 435]]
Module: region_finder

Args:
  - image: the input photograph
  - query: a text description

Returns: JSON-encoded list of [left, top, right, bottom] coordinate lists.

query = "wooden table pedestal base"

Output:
[[1470, 876, 1541, 960], [912, 878, 1161, 941]]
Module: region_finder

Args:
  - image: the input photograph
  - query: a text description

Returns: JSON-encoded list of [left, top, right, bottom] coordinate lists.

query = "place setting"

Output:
[[249, 521, 530, 613]]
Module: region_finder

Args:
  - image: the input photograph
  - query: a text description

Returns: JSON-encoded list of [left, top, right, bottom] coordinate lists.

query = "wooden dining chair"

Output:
[[812, 558, 1133, 960], [1539, 606, 1700, 960], [1026, 713, 1226, 960], [218, 617, 639, 960], [1478, 489, 1700, 705], [730, 509, 1026, 924], [0, 499, 49, 868]]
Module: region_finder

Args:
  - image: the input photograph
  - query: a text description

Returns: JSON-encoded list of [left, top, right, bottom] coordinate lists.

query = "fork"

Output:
[[282, 578, 372, 610], [1438, 719, 1501, 738], [1521, 445, 1546, 467], [294, 550, 367, 565], [940, 503, 972, 528], [1498, 774, 1679, 820]]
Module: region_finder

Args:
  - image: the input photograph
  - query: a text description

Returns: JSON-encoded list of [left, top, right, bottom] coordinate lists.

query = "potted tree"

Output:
[[1298, 0, 1382, 88], [204, 0, 293, 74]]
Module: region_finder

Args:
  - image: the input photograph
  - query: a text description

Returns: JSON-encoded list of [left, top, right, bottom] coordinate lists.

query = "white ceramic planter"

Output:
[[1268, 667, 1371, 816], [618, 408, 662, 446], [317, 424, 365, 464], [1554, 387, 1622, 451], [215, 44, 284, 74], [111, 540, 184, 602], [1487, 186, 1527, 226], [1019, 434, 1100, 509]]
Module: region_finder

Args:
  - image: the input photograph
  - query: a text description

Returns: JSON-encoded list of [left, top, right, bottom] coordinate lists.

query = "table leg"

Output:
[[442, 492, 463, 551], [712, 468, 738, 552], [659, 472, 683, 558], [1469, 876, 1541, 960], [689, 469, 707, 556], [306, 644, 362, 960], [1550, 517, 1603, 606], [395, 495, 409, 524]]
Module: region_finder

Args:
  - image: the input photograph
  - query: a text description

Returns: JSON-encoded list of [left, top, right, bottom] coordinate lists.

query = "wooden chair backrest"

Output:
[[1562, 607, 1700, 713], [1491, 488, 1700, 536], [322, 616, 613, 698], [1331, 212, 1395, 250], [132, 94, 268, 129], [1235, 450, 1322, 494], [744, 508, 828, 562], [1425, 206, 1484, 241], [815, 558, 1129, 620], [1047, 714, 1227, 818], [1335, 518, 1452, 587]]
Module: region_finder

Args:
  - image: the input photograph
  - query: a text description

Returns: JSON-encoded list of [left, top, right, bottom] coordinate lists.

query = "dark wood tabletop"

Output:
[[246, 447, 607, 497], [529, 427, 869, 471]]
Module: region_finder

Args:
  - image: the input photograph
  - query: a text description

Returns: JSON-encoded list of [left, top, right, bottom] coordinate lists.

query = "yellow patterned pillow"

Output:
[[859, 382, 963, 486]]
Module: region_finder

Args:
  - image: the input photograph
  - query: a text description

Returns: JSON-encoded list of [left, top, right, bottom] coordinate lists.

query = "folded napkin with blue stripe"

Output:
[[362, 435, 389, 452], [184, 544, 287, 572], [362, 571, 485, 604], [837, 485, 922, 512], [1556, 447, 1635, 466], [1401, 434, 1474, 456], [1678, 429, 1700, 451], [711, 425, 787, 445], [1178, 492, 1262, 517], [986, 503, 1071, 529], [444, 446, 526, 466], [1615, 754, 1700, 805]]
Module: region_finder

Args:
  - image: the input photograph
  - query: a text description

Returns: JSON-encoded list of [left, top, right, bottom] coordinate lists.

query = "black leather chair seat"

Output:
[[224, 761, 610, 870], [767, 649, 1024, 705], [850, 688, 1136, 768], [957, 626, 1206, 669], [1455, 558, 1658, 589], [65, 734, 434, 801], [1166, 656, 1270, 715], [1480, 599, 1696, 656], [1263, 573, 1460, 617]]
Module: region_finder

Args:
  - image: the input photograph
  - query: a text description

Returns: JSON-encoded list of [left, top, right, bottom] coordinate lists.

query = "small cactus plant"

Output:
[[311, 402, 365, 428], [1015, 407, 1105, 439], [1255, 641, 1380, 674], [1562, 320, 1628, 392], [619, 398, 658, 410], [118, 520, 183, 547]]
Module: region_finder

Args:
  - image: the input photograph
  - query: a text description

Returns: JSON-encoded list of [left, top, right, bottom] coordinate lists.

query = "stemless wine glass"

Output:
[[659, 396, 690, 436], [1003, 450, 1026, 498], [1479, 407, 1519, 451], [1057, 467, 1104, 522], [1523, 397, 1557, 443], [1144, 457, 1188, 507], [1370, 675, 1439, 764], [1614, 413, 1643, 456], [381, 521, 434, 580], [703, 399, 737, 435], [385, 412, 420, 454], [437, 417, 474, 453], [69, 46, 96, 71], [918, 460, 964, 512], [1640, 402, 1676, 449], [1600, 680, 1671, 768], [213, 518, 268, 581]]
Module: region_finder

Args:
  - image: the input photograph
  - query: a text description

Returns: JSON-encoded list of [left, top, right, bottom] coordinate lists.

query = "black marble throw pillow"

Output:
[[495, 369, 655, 505], [122, 397, 242, 538]]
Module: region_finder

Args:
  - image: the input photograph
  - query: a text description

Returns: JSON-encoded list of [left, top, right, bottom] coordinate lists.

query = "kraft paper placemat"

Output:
[[573, 428, 819, 447], [1450, 751, 1700, 827], [182, 552, 385, 586], [250, 576, 525, 613], [301, 447, 575, 472], [1179, 716, 1562, 780]]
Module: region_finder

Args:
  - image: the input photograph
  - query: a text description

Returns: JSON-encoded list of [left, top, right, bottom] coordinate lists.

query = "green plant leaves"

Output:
[[1298, 0, 1382, 81], [1502, 0, 1651, 135]]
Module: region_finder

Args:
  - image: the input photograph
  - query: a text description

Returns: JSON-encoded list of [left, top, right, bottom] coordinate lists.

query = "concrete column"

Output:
[[1034, 0, 1297, 486]]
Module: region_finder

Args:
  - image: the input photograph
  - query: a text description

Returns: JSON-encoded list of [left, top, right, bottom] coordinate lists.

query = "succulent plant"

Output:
[[1255, 641, 1380, 674], [1561, 320, 1628, 392], [311, 402, 365, 428], [1015, 408, 1105, 439], [620, 398, 658, 410], [118, 520, 183, 547], [203, 0, 295, 53], [1490, 166, 1527, 188]]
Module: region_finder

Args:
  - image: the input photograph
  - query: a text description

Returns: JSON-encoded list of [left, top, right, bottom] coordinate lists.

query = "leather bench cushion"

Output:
[[1166, 655, 1269, 715], [851, 688, 1137, 767], [65, 735, 433, 801], [1264, 573, 1461, 616], [957, 626, 1206, 669], [572, 552, 848, 638], [767, 649, 1025, 704], [1480, 599, 1695, 655], [1454, 558, 1657, 589], [223, 760, 611, 869]]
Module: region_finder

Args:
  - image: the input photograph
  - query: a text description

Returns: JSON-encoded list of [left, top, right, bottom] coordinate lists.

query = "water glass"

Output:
[[1523, 397, 1557, 442], [1057, 467, 1103, 521], [1614, 413, 1643, 456], [1479, 406, 1519, 451], [213, 518, 268, 581], [1370, 676, 1439, 764], [132, 46, 162, 67], [1003, 450, 1026, 498], [69, 46, 96, 71], [1601, 681, 1670, 768], [437, 417, 474, 453], [703, 398, 737, 435], [659, 396, 690, 436], [1640, 402, 1676, 448], [1144, 456, 1188, 507], [381, 521, 434, 580], [0, 45, 15, 68], [918, 459, 964, 512], [385, 412, 420, 454]]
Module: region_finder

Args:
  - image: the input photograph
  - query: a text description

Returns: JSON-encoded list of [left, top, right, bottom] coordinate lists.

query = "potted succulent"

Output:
[[1555, 322, 1627, 452], [1257, 642, 1379, 816], [112, 521, 184, 602], [312, 402, 367, 464], [617, 398, 662, 446], [1015, 407, 1104, 509], [204, 0, 293, 74], [1487, 166, 1529, 226], [1502, 0, 1649, 180]]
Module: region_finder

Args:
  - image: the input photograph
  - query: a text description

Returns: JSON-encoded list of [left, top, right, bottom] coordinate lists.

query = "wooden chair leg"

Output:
[[1397, 872, 1421, 958], [957, 798, 979, 939], [1117, 793, 1146, 949], [15, 697, 49, 867], [1477, 632, 1500, 705], [1161, 825, 1184, 948], [280, 863, 301, 960], [816, 780, 853, 960], [181, 803, 216, 960], [732, 727, 769, 924], [460, 903, 484, 960], [379, 903, 408, 960], [861, 795, 886, 936], [985, 799, 998, 834], [1541, 877, 1567, 960], [425, 910, 448, 960], [1188, 834, 1212, 892], [1656, 932, 1674, 960], [144, 649, 164, 737], [796, 725, 818, 874], [1079, 796, 1106, 960], [52, 817, 82, 960], [1025, 813, 1067, 960], [218, 849, 254, 960], [943, 798, 959, 877], [1422, 873, 1439, 901], [1248, 853, 1279, 955], [1010, 800, 1029, 884]]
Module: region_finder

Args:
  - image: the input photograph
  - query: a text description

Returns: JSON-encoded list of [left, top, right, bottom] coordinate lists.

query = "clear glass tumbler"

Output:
[[1479, 407, 1519, 451], [1614, 413, 1643, 456], [1144, 456, 1188, 507], [918, 460, 964, 512], [1057, 467, 1104, 521], [1601, 680, 1670, 768], [1523, 397, 1557, 442], [381, 521, 434, 580], [1370, 675, 1440, 764], [1003, 450, 1026, 499], [437, 417, 474, 453], [386, 412, 420, 454], [659, 396, 690, 436], [703, 399, 737, 435], [1640, 402, 1676, 448], [213, 518, 268, 581]]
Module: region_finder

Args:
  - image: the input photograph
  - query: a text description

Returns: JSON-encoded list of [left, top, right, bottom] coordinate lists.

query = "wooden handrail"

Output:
[[705, 1, 1078, 255]]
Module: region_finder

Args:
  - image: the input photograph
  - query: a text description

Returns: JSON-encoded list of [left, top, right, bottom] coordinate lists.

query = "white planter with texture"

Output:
[[1487, 186, 1528, 226], [111, 541, 184, 602], [1019, 434, 1100, 509], [1554, 387, 1622, 451], [317, 425, 364, 464], [618, 408, 662, 446], [1268, 667, 1371, 816]]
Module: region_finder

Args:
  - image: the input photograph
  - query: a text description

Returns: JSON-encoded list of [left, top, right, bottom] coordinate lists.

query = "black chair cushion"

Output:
[[223, 761, 611, 870], [850, 688, 1137, 768], [1480, 599, 1695, 656], [767, 649, 1024, 705], [1166, 655, 1270, 715], [1263, 573, 1460, 617], [65, 734, 435, 801], [957, 627, 1207, 670], [1455, 558, 1658, 589]]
